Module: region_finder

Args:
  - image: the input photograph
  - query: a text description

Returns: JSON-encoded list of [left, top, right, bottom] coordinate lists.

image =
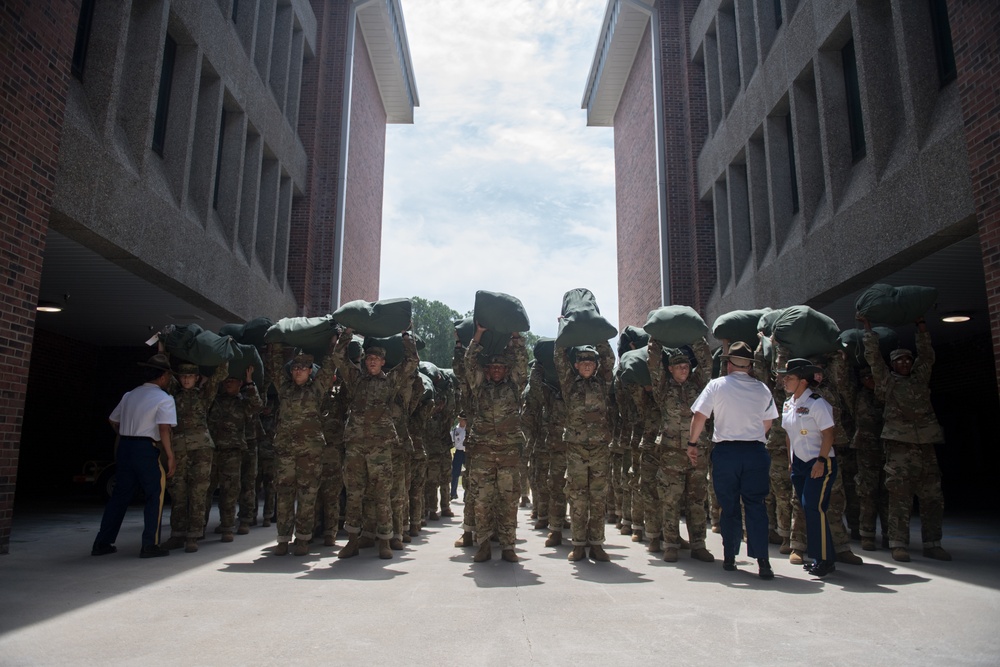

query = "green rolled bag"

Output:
[[712, 346, 723, 378], [455, 317, 511, 364], [617, 347, 651, 387], [556, 288, 618, 347], [757, 308, 784, 337], [772, 305, 841, 359], [333, 298, 412, 337], [532, 337, 558, 387], [228, 343, 265, 386], [473, 290, 531, 333], [161, 323, 239, 367], [839, 327, 898, 367], [712, 308, 772, 347], [419, 361, 447, 387], [218, 317, 273, 347], [363, 332, 424, 369], [264, 315, 338, 350], [855, 284, 938, 326], [618, 325, 650, 358], [643, 305, 708, 347], [418, 371, 435, 403]]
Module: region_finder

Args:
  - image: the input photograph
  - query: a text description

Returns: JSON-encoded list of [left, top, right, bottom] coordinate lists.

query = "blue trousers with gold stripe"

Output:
[[96, 436, 166, 548], [790, 454, 837, 564]]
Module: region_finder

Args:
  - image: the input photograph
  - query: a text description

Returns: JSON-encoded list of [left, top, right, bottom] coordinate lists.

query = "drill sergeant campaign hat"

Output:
[[138, 353, 173, 373], [721, 341, 754, 368], [776, 358, 823, 380]]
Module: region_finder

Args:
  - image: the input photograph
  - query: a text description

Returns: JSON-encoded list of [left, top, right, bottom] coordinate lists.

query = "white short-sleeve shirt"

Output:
[[782, 391, 835, 461], [691, 372, 778, 443], [451, 425, 466, 451], [109, 383, 177, 440]]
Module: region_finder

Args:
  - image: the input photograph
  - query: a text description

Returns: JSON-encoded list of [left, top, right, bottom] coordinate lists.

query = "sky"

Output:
[[378, 0, 618, 340]]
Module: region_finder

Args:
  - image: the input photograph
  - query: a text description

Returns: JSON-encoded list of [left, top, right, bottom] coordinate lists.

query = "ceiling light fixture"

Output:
[[37, 300, 63, 313], [941, 312, 971, 323]]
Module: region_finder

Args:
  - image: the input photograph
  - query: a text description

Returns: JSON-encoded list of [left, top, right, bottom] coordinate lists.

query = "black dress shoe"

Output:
[[139, 545, 170, 558], [722, 558, 736, 571], [758, 558, 774, 580], [808, 560, 836, 578], [91, 543, 117, 556]]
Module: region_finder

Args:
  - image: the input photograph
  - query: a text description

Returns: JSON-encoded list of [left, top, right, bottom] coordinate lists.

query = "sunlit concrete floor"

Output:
[[1, 497, 998, 666]]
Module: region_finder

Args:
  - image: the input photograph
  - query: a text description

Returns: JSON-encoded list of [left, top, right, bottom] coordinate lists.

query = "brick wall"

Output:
[[948, 0, 1000, 392], [614, 24, 661, 330], [0, 0, 76, 554], [340, 27, 386, 304]]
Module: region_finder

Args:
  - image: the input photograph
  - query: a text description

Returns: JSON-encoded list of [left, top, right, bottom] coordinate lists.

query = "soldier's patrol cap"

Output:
[[667, 350, 690, 366], [365, 347, 386, 359], [776, 358, 822, 380], [176, 363, 200, 376], [889, 348, 913, 362], [487, 355, 508, 366], [291, 352, 315, 367], [575, 346, 598, 362]]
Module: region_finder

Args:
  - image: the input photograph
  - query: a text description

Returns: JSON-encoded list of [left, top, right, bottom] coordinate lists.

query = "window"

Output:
[[929, 0, 956, 86], [842, 39, 866, 162], [786, 114, 799, 215], [151, 34, 177, 157], [774, 0, 783, 29], [213, 110, 226, 210], [232, 0, 239, 23], [71, 0, 96, 80]]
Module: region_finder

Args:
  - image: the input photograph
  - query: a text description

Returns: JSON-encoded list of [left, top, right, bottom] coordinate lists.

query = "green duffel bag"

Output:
[[455, 317, 511, 361], [855, 284, 938, 326], [164, 325, 238, 367], [555, 288, 618, 347], [532, 338, 558, 387], [263, 315, 337, 349], [643, 305, 708, 347], [473, 290, 531, 333], [712, 346, 723, 378], [160, 323, 203, 355], [618, 347, 651, 387], [333, 298, 412, 338], [618, 326, 650, 358], [363, 333, 423, 369], [772, 305, 840, 359], [218, 316, 273, 347], [712, 308, 772, 346], [418, 371, 435, 404], [757, 308, 785, 337], [419, 361, 447, 387], [839, 327, 898, 367], [218, 323, 244, 340], [228, 343, 265, 386]]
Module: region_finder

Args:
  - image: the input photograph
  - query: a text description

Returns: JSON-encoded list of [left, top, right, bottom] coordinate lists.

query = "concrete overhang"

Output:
[[356, 0, 420, 124], [581, 0, 653, 127]]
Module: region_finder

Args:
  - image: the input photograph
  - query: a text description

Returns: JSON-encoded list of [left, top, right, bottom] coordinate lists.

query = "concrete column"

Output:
[[80, 0, 131, 142], [735, 0, 758, 85], [789, 66, 824, 227], [238, 132, 263, 264], [275, 176, 294, 287], [728, 162, 752, 281]]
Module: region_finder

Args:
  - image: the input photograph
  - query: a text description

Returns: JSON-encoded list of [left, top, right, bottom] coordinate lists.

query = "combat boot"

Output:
[[184, 539, 199, 553], [293, 539, 310, 556], [428, 511, 440, 521], [501, 548, 518, 562], [221, 532, 234, 543], [679, 537, 691, 550], [662, 547, 679, 562], [324, 534, 336, 547], [408, 524, 421, 537], [237, 524, 250, 535], [160, 536, 186, 550], [262, 518, 271, 527], [768, 530, 782, 545], [691, 547, 715, 562], [534, 519, 549, 530], [473, 541, 492, 562], [378, 539, 393, 559], [519, 496, 530, 508], [274, 541, 289, 556], [402, 533, 412, 544], [389, 537, 404, 551], [357, 536, 375, 548], [568, 546, 587, 562], [441, 508, 455, 517], [620, 524, 632, 536], [861, 537, 876, 551], [923, 546, 952, 561], [631, 529, 644, 543], [779, 538, 792, 555], [589, 544, 610, 562], [789, 549, 805, 565], [891, 547, 910, 562], [454, 531, 473, 548], [837, 550, 863, 565], [647, 538, 663, 553], [338, 535, 360, 559], [544, 531, 562, 547]]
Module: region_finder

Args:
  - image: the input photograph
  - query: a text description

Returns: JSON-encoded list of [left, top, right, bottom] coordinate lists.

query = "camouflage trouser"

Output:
[[855, 445, 888, 539], [547, 445, 569, 529], [638, 449, 662, 539], [210, 449, 242, 533], [658, 445, 710, 550], [255, 455, 276, 522], [391, 448, 410, 539], [440, 451, 453, 510], [275, 446, 322, 542], [884, 440, 944, 548], [791, 466, 851, 553], [609, 449, 625, 519], [317, 443, 344, 538], [167, 446, 213, 538], [409, 449, 427, 528], [344, 440, 393, 540], [519, 446, 531, 499], [471, 448, 520, 549], [766, 443, 793, 538], [566, 443, 609, 546], [707, 442, 721, 528], [530, 446, 551, 521], [425, 451, 450, 515], [837, 447, 860, 535], [238, 447, 257, 526], [627, 445, 644, 531], [461, 450, 478, 533], [620, 447, 633, 529]]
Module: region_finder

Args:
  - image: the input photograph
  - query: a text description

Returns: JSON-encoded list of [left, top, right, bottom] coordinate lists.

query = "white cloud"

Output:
[[379, 0, 618, 339]]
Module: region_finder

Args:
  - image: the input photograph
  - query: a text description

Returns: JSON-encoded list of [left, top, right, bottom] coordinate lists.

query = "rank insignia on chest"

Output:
[[796, 407, 810, 415]]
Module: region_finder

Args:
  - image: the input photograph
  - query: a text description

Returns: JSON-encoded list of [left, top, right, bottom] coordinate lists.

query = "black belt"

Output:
[[120, 435, 154, 444], [716, 440, 764, 446]]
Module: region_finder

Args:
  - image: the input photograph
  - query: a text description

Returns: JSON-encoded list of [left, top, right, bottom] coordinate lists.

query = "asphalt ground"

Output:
[[1, 497, 998, 666]]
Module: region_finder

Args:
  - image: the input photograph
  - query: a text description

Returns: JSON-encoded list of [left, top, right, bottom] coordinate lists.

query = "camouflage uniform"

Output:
[[864, 329, 946, 550], [168, 363, 227, 541], [425, 407, 453, 517], [544, 385, 569, 531], [555, 342, 614, 547], [334, 329, 417, 541], [390, 376, 418, 541], [648, 339, 713, 552], [318, 385, 348, 541], [522, 363, 551, 525], [606, 380, 624, 524], [254, 405, 277, 524], [239, 415, 259, 529], [408, 389, 432, 532], [452, 342, 479, 538], [614, 375, 640, 534], [633, 384, 661, 541], [268, 341, 337, 545], [757, 341, 793, 543], [848, 379, 888, 543], [464, 337, 528, 552], [208, 381, 262, 535]]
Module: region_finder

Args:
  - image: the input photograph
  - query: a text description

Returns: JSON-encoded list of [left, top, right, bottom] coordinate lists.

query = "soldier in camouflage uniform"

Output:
[[267, 340, 337, 556], [162, 362, 227, 552], [631, 383, 660, 545], [464, 325, 527, 563], [847, 366, 888, 550], [646, 339, 716, 563], [334, 327, 417, 560], [757, 339, 794, 554], [861, 316, 951, 562], [254, 396, 278, 527], [553, 343, 614, 562], [522, 362, 551, 529], [318, 384, 348, 546], [208, 365, 262, 542], [452, 338, 479, 548], [425, 400, 452, 520], [614, 374, 640, 537], [408, 376, 432, 537], [389, 371, 418, 546], [238, 410, 259, 534]]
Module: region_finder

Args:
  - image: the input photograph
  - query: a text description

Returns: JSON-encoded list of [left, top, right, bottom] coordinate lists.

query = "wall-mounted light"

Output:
[[941, 312, 972, 323], [37, 300, 63, 313]]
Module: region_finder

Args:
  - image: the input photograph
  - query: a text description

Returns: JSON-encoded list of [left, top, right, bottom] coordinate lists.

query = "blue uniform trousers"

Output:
[[711, 441, 770, 560], [96, 436, 166, 548], [790, 454, 837, 564]]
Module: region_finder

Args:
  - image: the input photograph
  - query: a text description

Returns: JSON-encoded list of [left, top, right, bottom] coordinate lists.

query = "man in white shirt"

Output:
[[92, 354, 177, 558], [689, 342, 778, 579]]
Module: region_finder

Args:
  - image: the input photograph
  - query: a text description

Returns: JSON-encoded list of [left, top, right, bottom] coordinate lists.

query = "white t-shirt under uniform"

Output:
[[691, 372, 779, 443], [451, 425, 466, 451], [781, 391, 835, 461]]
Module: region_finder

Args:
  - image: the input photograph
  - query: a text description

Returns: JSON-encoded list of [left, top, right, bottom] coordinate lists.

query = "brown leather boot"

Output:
[[589, 544, 610, 562], [631, 529, 644, 543], [647, 538, 663, 553], [237, 524, 251, 535], [544, 531, 562, 547], [501, 548, 518, 562], [160, 536, 186, 550], [454, 531, 473, 548], [323, 534, 336, 547], [221, 532, 234, 543], [402, 533, 412, 543], [408, 524, 421, 537], [357, 536, 375, 548], [293, 538, 310, 556], [473, 541, 492, 562], [568, 546, 587, 562], [662, 547, 679, 562], [337, 536, 360, 559], [534, 519, 549, 530], [184, 539, 198, 553], [690, 547, 715, 562], [378, 539, 392, 559], [274, 541, 288, 556], [389, 537, 404, 551]]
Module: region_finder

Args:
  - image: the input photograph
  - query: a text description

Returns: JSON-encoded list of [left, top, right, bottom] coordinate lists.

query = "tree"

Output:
[[411, 296, 462, 369]]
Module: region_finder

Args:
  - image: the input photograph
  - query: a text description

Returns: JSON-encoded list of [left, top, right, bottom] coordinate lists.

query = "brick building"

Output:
[[0, 0, 417, 553], [585, 0, 999, 507]]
